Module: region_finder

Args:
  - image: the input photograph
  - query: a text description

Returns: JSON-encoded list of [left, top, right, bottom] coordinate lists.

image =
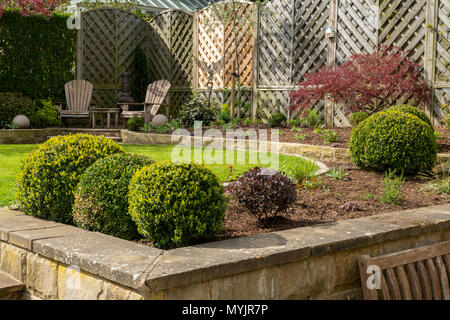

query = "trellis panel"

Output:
[[336, 0, 378, 65], [197, 5, 225, 89], [149, 11, 171, 82], [79, 8, 151, 107], [435, 0, 449, 84], [292, 0, 330, 82], [149, 10, 194, 113], [379, 0, 427, 65], [257, 0, 293, 87], [196, 2, 254, 90], [223, 3, 255, 87]]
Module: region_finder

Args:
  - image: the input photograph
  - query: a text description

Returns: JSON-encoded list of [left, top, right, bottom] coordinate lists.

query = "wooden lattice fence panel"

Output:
[[223, 3, 255, 87], [379, 0, 427, 64], [149, 11, 171, 82], [292, 0, 330, 82], [149, 10, 193, 113], [292, 0, 330, 121], [435, 0, 449, 84], [257, 0, 293, 87], [195, 2, 254, 90], [197, 5, 225, 89], [78, 8, 151, 107], [434, 88, 449, 121], [336, 0, 378, 65]]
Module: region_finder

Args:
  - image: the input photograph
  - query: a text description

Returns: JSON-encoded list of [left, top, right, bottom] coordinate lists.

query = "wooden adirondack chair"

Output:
[[359, 240, 450, 300], [118, 80, 171, 125], [56, 80, 94, 127]]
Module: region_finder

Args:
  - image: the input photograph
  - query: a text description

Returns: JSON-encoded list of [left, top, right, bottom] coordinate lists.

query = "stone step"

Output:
[[0, 271, 24, 300]]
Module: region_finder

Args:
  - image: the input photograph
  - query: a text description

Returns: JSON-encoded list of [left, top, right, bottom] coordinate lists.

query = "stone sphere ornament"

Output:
[[152, 114, 169, 127], [13, 115, 30, 129]]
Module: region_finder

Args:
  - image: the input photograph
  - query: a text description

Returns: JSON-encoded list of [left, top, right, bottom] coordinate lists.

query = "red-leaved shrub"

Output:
[[290, 46, 430, 115]]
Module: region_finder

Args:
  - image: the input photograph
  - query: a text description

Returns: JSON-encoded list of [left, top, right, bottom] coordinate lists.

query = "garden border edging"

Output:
[[120, 130, 450, 166], [1, 204, 450, 299]]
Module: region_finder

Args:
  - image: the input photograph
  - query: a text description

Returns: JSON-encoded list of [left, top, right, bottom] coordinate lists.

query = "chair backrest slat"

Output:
[[145, 80, 171, 117], [395, 266, 412, 300], [359, 240, 450, 300], [65, 80, 93, 111], [435, 256, 450, 299], [385, 268, 402, 299], [405, 263, 423, 300]]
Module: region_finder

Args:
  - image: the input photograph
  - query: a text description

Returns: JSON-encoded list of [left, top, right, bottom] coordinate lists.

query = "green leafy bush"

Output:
[[268, 112, 286, 127], [229, 167, 298, 220], [16, 134, 124, 224], [0, 92, 38, 128], [280, 158, 318, 184], [0, 11, 76, 101], [349, 111, 369, 126], [300, 109, 323, 127], [380, 170, 404, 205], [218, 104, 231, 123], [179, 96, 216, 127], [349, 111, 437, 175], [127, 117, 144, 131], [386, 104, 432, 127], [128, 162, 227, 249], [30, 98, 60, 128], [73, 153, 154, 240]]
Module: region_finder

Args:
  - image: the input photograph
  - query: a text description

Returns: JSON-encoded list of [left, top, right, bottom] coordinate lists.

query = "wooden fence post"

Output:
[[424, 0, 439, 125], [251, 2, 260, 121], [326, 0, 338, 127]]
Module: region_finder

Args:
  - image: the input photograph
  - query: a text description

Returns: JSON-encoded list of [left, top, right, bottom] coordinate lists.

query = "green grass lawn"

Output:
[[0, 144, 314, 207]]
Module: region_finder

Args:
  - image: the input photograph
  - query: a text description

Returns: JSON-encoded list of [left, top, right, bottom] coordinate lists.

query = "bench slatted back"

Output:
[[145, 80, 171, 117], [65, 80, 93, 112], [359, 241, 450, 300]]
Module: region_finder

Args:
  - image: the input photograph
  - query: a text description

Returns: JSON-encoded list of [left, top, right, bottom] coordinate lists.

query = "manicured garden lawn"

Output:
[[0, 143, 311, 207]]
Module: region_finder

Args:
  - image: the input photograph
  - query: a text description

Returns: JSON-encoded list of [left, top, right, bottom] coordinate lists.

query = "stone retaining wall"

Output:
[[0, 129, 60, 144], [1, 204, 450, 300], [121, 130, 450, 166]]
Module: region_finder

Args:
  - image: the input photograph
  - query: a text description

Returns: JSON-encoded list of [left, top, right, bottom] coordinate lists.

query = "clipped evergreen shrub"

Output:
[[16, 134, 124, 224], [73, 153, 154, 240], [127, 117, 144, 131], [0, 92, 38, 128], [386, 104, 432, 128], [349, 111, 369, 126], [349, 110, 437, 175], [128, 162, 227, 249]]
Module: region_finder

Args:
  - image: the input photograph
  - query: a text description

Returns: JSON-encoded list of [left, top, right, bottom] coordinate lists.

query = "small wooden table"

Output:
[[91, 108, 120, 129]]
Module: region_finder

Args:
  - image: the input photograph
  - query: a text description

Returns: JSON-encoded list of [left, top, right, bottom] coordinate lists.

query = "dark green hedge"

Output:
[[0, 11, 76, 101]]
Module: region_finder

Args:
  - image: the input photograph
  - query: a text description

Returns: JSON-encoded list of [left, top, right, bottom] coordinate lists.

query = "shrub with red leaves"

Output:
[[229, 167, 298, 221], [290, 46, 431, 115], [0, 0, 64, 19]]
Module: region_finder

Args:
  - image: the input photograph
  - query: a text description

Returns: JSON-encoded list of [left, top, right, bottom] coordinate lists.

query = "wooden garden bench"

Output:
[[56, 80, 94, 127], [118, 80, 171, 126], [359, 240, 450, 300]]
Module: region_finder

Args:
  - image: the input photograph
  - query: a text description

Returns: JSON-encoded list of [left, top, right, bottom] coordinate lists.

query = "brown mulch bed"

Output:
[[216, 161, 449, 241], [151, 125, 450, 153]]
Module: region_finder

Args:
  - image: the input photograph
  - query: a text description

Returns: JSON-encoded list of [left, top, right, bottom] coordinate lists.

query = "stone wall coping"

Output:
[[1, 204, 450, 293]]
